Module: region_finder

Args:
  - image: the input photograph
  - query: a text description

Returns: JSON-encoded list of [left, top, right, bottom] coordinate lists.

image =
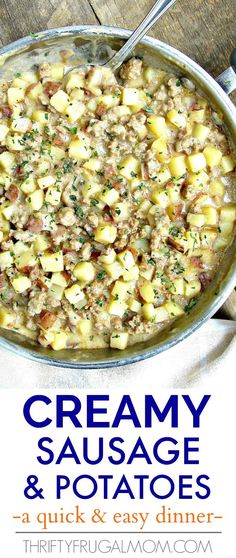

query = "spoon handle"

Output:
[[107, 0, 177, 71]]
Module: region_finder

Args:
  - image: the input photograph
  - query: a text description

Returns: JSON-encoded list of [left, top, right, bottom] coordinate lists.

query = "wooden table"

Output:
[[0, 0, 235, 317]]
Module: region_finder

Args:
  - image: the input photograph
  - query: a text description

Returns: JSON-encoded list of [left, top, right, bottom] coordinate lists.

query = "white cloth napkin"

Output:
[[0, 319, 235, 389]]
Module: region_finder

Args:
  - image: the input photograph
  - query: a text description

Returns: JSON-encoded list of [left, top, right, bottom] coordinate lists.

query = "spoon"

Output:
[[65, 0, 177, 77]]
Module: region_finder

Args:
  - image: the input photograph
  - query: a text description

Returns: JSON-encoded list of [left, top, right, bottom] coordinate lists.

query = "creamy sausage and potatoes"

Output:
[[0, 54, 235, 351]]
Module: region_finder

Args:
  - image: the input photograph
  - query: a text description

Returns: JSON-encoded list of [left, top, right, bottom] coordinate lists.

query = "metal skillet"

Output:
[[0, 23, 235, 369]]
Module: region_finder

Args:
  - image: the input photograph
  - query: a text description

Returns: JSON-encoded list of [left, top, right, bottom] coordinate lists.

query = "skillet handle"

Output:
[[215, 48, 236, 94]]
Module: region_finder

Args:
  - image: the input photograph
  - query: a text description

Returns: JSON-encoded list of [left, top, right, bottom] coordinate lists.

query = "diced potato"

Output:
[[167, 109, 186, 128], [153, 305, 169, 323], [11, 117, 30, 133], [189, 108, 205, 124], [7, 87, 24, 106], [6, 133, 26, 152], [139, 281, 155, 303], [147, 115, 167, 138], [200, 230, 217, 247], [220, 204, 236, 222], [98, 93, 120, 109], [139, 267, 154, 281], [221, 155, 235, 174], [70, 88, 85, 102], [127, 297, 141, 313], [209, 179, 225, 197], [155, 167, 171, 185], [193, 123, 210, 142], [99, 188, 119, 206], [117, 250, 135, 270], [2, 203, 16, 221], [203, 145, 222, 167], [187, 213, 205, 227], [187, 152, 206, 172], [165, 301, 184, 317], [99, 249, 116, 264], [0, 124, 9, 142], [169, 155, 187, 178], [142, 302, 155, 321], [188, 170, 209, 187], [21, 177, 37, 194], [69, 137, 91, 161], [107, 299, 127, 317], [48, 284, 64, 301], [138, 199, 152, 215], [185, 279, 201, 298], [45, 186, 61, 206], [50, 90, 69, 113], [104, 261, 124, 280], [122, 88, 139, 106], [202, 206, 218, 225], [214, 236, 230, 251], [113, 202, 129, 222], [16, 250, 37, 269], [0, 307, 16, 327], [151, 188, 169, 207], [37, 175, 56, 190], [66, 72, 85, 92], [119, 155, 140, 180], [0, 151, 15, 173], [151, 138, 169, 162], [27, 189, 44, 210], [170, 277, 185, 295], [167, 187, 181, 204], [50, 145, 65, 161], [11, 274, 31, 293], [51, 272, 68, 288], [21, 70, 38, 83], [32, 109, 50, 125], [77, 319, 92, 336], [83, 158, 103, 172], [185, 230, 201, 251], [111, 280, 131, 300], [81, 181, 101, 199], [33, 235, 50, 254], [65, 100, 85, 123], [110, 331, 129, 350], [40, 251, 64, 272], [95, 224, 117, 244], [27, 82, 43, 101], [51, 63, 64, 80], [122, 265, 140, 281], [51, 331, 68, 351], [64, 283, 85, 304], [73, 261, 95, 284], [0, 251, 14, 269]]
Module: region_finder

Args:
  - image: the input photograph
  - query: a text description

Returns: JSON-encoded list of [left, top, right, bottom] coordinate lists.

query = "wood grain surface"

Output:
[[0, 0, 235, 317]]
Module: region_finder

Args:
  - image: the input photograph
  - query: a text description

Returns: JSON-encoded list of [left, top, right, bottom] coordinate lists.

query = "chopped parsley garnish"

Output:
[[75, 207, 84, 217], [97, 271, 106, 281], [184, 298, 198, 312], [169, 226, 179, 237], [130, 171, 137, 178], [176, 79, 182, 86], [63, 160, 73, 174], [143, 106, 154, 113]]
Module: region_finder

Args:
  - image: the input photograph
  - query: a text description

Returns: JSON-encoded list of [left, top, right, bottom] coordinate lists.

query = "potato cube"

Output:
[[202, 206, 218, 225], [122, 265, 140, 281], [187, 213, 205, 227], [185, 230, 200, 251], [185, 279, 201, 298], [187, 152, 206, 172], [73, 261, 95, 284], [11, 274, 31, 293], [219, 221, 234, 236], [122, 88, 139, 106], [81, 181, 101, 199], [189, 108, 205, 124], [32, 110, 50, 125], [77, 319, 92, 336], [95, 224, 117, 244], [99, 249, 116, 265], [167, 109, 186, 128], [221, 155, 235, 174], [0, 251, 14, 269], [98, 94, 120, 109], [155, 167, 171, 185], [64, 283, 85, 304], [11, 117, 30, 134], [45, 186, 61, 206], [220, 204, 236, 222], [209, 179, 225, 197], [2, 203, 16, 221], [48, 283, 64, 301], [151, 188, 169, 207], [37, 175, 56, 190], [40, 251, 64, 272], [66, 73, 85, 92], [33, 235, 50, 254], [111, 280, 131, 300], [165, 301, 184, 317], [0, 124, 9, 142], [16, 251, 37, 269], [170, 277, 185, 295], [142, 302, 155, 321], [200, 230, 217, 247], [110, 331, 129, 350], [169, 155, 187, 178], [151, 138, 169, 162], [119, 155, 140, 180], [7, 87, 24, 107], [50, 145, 65, 161], [0, 151, 15, 173], [21, 177, 37, 194], [203, 145, 222, 167], [65, 100, 85, 123], [139, 281, 155, 303], [27, 82, 43, 101], [51, 63, 64, 80], [193, 123, 210, 143], [107, 299, 127, 317], [6, 133, 26, 152], [50, 90, 69, 113], [147, 116, 167, 138], [153, 305, 169, 323], [69, 137, 91, 161], [27, 190, 44, 210], [188, 170, 209, 187], [83, 158, 103, 172], [104, 261, 123, 279], [99, 187, 119, 206], [167, 187, 181, 204], [117, 250, 135, 270], [51, 272, 68, 288], [113, 202, 129, 222], [127, 297, 141, 313], [0, 307, 16, 327], [51, 331, 68, 351]]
